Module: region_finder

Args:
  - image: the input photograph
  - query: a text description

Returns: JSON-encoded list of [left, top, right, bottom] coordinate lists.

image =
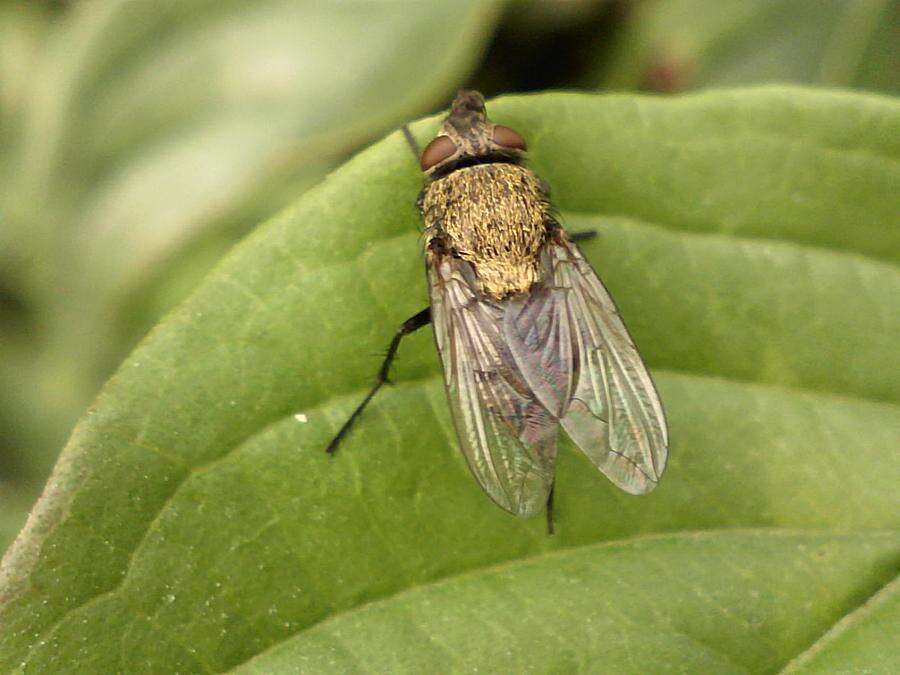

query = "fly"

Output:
[[327, 90, 668, 533]]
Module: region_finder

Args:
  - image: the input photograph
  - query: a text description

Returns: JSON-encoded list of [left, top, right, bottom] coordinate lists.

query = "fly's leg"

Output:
[[569, 230, 597, 243], [546, 482, 556, 536], [401, 124, 421, 159], [326, 307, 431, 454]]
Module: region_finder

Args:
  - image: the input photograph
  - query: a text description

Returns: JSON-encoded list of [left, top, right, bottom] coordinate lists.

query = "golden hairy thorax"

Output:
[[422, 163, 549, 299]]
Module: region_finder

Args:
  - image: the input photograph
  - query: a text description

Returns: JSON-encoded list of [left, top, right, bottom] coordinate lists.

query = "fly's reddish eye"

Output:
[[492, 125, 527, 151], [420, 135, 457, 171]]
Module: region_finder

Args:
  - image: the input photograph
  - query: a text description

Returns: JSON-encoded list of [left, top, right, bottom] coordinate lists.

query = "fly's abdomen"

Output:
[[422, 163, 549, 298]]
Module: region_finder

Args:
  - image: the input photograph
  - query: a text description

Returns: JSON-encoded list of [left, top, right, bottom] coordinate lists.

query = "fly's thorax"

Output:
[[422, 163, 549, 299]]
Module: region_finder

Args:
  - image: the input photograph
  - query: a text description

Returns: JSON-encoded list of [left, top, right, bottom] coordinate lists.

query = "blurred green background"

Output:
[[1, 0, 898, 549]]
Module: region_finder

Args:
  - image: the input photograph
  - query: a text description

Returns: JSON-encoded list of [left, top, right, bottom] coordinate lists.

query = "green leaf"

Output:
[[598, 0, 900, 95], [2, 87, 898, 673]]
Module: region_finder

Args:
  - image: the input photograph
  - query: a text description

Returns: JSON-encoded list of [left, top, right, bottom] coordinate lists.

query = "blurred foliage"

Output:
[[1, 0, 898, 561], [598, 0, 900, 93]]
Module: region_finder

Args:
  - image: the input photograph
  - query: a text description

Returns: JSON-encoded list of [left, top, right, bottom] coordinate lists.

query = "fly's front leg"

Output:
[[326, 307, 431, 454], [546, 217, 595, 244], [401, 124, 421, 159]]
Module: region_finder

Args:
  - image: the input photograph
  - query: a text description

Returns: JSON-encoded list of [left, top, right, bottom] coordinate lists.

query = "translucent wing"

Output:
[[504, 237, 668, 494], [428, 253, 557, 517]]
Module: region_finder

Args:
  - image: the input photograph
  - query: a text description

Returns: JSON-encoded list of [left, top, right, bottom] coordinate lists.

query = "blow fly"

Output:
[[328, 90, 668, 530]]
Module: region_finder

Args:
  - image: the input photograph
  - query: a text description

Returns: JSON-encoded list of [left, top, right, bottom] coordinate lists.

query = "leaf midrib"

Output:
[[778, 572, 900, 673], [8, 213, 896, 668], [15, 365, 898, 673], [226, 528, 899, 674]]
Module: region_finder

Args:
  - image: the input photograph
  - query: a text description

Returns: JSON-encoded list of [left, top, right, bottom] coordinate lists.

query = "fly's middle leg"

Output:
[[569, 230, 597, 243], [546, 482, 556, 536], [326, 307, 431, 454]]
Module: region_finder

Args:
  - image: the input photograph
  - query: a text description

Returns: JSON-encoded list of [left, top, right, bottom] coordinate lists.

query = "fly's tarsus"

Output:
[[326, 307, 432, 455]]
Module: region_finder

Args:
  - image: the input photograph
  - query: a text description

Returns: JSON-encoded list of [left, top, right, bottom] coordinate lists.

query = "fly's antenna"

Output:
[[401, 124, 420, 160]]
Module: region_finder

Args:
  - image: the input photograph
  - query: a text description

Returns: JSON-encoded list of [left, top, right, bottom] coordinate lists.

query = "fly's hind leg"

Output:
[[326, 307, 431, 455], [546, 482, 556, 536]]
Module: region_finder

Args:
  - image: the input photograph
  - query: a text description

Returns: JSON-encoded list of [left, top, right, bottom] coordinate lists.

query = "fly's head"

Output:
[[419, 89, 528, 178]]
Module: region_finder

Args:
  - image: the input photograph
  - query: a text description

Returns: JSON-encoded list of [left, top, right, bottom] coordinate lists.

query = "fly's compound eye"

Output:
[[492, 125, 527, 151], [420, 135, 457, 171]]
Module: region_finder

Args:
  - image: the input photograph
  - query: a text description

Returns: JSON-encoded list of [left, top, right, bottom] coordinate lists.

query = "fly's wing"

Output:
[[428, 254, 558, 517], [537, 238, 668, 494], [501, 283, 579, 420]]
